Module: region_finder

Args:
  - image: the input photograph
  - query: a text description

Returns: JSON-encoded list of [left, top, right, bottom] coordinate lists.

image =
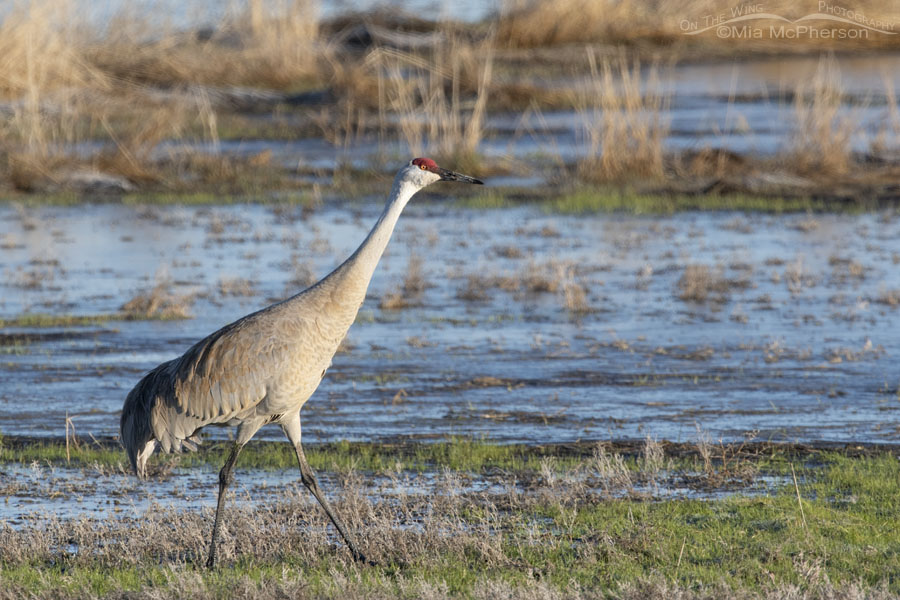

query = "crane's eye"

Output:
[[419, 164, 427, 170]]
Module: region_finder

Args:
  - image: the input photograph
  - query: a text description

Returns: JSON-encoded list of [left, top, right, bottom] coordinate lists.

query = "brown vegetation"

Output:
[[380, 254, 427, 309], [788, 59, 858, 176], [575, 51, 668, 183], [0, 1, 898, 200], [677, 264, 731, 303], [121, 279, 194, 320]]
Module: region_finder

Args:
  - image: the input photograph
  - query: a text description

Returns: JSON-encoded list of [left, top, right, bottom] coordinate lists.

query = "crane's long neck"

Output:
[[313, 177, 419, 309]]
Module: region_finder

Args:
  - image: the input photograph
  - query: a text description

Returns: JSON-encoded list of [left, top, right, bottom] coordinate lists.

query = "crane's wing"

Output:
[[144, 304, 316, 451], [173, 312, 291, 421]]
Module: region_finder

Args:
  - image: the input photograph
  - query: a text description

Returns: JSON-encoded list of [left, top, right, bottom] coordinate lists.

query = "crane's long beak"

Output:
[[438, 168, 483, 185]]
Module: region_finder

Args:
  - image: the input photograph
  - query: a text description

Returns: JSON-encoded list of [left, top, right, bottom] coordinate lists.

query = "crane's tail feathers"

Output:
[[121, 379, 157, 479], [122, 361, 205, 478], [121, 365, 179, 479]]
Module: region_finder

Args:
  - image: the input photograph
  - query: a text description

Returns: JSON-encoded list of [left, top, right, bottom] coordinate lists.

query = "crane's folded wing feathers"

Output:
[[173, 317, 278, 421], [147, 310, 303, 451]]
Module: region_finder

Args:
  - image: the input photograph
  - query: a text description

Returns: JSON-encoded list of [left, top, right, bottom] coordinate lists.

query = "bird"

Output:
[[120, 158, 483, 568]]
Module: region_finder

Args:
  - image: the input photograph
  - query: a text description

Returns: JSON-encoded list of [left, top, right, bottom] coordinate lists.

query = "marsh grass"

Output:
[[788, 58, 859, 176], [0, 437, 584, 473], [0, 435, 776, 479], [121, 277, 195, 320], [0, 313, 120, 328], [677, 264, 732, 304], [575, 51, 668, 184], [0, 2, 896, 203], [380, 254, 426, 310], [512, 189, 856, 215], [0, 0, 318, 192], [1, 439, 898, 599], [373, 30, 494, 170]]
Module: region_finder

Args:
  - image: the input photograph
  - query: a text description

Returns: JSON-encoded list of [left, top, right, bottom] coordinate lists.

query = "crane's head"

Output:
[[400, 157, 484, 190]]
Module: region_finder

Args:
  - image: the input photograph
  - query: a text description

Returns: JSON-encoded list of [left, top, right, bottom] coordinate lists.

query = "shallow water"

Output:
[[1, 202, 899, 446], [55, 54, 900, 171], [0, 460, 790, 526]]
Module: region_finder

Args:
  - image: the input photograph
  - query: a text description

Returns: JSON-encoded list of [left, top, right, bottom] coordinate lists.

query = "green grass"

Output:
[[460, 187, 871, 214], [1, 450, 898, 598], [1, 173, 886, 214], [0, 436, 867, 478], [0, 437, 585, 473], [0, 310, 192, 328], [0, 313, 122, 328], [118, 190, 320, 206]]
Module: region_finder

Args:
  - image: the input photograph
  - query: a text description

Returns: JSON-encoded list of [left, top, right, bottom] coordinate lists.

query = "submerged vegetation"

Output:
[[1, 437, 899, 599]]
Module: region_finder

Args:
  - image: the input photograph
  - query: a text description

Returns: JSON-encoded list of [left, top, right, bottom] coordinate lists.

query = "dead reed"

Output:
[[0, 0, 319, 191], [121, 274, 194, 319], [788, 57, 858, 176], [380, 254, 427, 309], [372, 30, 494, 170], [575, 50, 668, 183], [676, 264, 730, 303]]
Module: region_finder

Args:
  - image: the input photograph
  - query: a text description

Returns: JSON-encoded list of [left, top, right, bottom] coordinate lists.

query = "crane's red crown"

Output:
[[412, 157, 439, 172]]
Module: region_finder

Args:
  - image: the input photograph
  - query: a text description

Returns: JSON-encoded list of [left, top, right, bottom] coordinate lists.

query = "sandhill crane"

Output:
[[120, 158, 483, 568]]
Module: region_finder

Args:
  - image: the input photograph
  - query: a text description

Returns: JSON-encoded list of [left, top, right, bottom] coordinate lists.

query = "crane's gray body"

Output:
[[121, 270, 357, 474], [121, 167, 428, 477], [119, 159, 482, 567]]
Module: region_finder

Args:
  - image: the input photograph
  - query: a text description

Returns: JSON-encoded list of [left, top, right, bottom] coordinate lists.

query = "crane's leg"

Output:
[[206, 440, 244, 568], [282, 414, 371, 564]]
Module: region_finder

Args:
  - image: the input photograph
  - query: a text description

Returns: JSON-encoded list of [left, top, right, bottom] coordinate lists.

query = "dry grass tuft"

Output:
[[515, 261, 560, 294], [457, 274, 492, 302], [575, 51, 668, 183], [788, 58, 858, 176], [373, 30, 493, 168], [121, 277, 194, 320], [218, 277, 257, 297], [557, 263, 592, 313], [874, 288, 900, 307], [492, 245, 525, 259], [592, 444, 634, 496], [677, 264, 731, 303], [380, 254, 427, 310]]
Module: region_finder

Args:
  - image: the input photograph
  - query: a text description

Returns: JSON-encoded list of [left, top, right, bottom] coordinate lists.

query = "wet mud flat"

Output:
[[2, 203, 899, 447]]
